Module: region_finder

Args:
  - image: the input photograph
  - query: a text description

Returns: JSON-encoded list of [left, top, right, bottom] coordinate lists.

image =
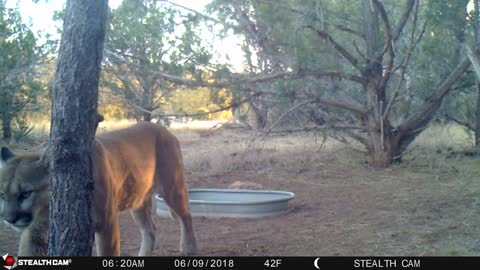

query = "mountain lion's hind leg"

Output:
[[95, 215, 121, 256], [164, 189, 197, 256], [130, 197, 156, 256]]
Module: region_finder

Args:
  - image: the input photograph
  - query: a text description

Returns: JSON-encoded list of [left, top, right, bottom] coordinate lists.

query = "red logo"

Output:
[[1, 254, 17, 270]]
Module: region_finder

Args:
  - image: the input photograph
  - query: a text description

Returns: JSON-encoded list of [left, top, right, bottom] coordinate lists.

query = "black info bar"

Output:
[[2, 256, 479, 270]]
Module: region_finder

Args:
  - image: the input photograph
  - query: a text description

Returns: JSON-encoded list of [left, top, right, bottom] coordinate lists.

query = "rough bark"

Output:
[[1, 110, 12, 141], [476, 81, 480, 153], [48, 0, 108, 256], [362, 0, 391, 167], [1, 90, 14, 141]]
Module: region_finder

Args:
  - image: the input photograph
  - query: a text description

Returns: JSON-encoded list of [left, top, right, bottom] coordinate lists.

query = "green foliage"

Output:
[[169, 87, 233, 121], [208, 1, 475, 125], [206, 0, 480, 166], [102, 0, 213, 121], [0, 1, 44, 140], [414, 0, 476, 127], [170, 87, 212, 114], [11, 113, 34, 142], [417, 0, 469, 76], [98, 104, 128, 121]]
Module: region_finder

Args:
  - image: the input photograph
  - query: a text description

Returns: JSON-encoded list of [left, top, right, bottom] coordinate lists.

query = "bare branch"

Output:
[[372, 0, 392, 37], [152, 68, 366, 88], [344, 129, 369, 147], [306, 26, 363, 71], [316, 97, 366, 116], [105, 48, 366, 87], [398, 57, 472, 134], [128, 93, 259, 119], [371, 0, 416, 65], [371, 0, 394, 92], [445, 114, 474, 131], [265, 99, 318, 135], [252, 70, 366, 85], [325, 22, 364, 39], [254, 0, 364, 38], [264, 95, 366, 135], [268, 126, 324, 136], [465, 43, 480, 79], [383, 11, 426, 121], [353, 41, 368, 61], [379, 43, 395, 92], [392, 0, 417, 42], [159, 0, 226, 26], [331, 124, 366, 131]]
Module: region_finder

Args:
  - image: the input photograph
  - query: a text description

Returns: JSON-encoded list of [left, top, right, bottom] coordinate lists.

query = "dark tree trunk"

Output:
[[142, 110, 153, 122], [476, 82, 480, 153], [360, 0, 468, 167], [48, 0, 108, 256], [362, 0, 391, 167], [1, 91, 13, 141], [365, 91, 393, 168], [2, 111, 12, 141]]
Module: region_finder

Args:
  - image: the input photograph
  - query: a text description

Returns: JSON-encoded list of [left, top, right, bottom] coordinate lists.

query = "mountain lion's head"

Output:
[[0, 147, 49, 232]]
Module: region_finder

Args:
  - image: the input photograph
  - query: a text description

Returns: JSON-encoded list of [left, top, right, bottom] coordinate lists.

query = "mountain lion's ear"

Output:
[[0, 147, 15, 167]]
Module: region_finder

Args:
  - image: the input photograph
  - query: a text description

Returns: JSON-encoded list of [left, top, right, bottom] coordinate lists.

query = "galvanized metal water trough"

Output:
[[155, 189, 295, 218]]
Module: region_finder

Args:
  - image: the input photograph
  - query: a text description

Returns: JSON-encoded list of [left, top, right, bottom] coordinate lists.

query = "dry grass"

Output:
[[176, 123, 480, 255], [181, 128, 330, 177], [2, 121, 480, 256], [388, 125, 479, 255]]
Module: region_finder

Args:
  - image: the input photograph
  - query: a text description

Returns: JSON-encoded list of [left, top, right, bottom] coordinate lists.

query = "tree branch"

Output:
[[316, 97, 366, 116], [343, 129, 369, 147], [105, 48, 366, 87], [371, 0, 416, 67], [445, 114, 474, 131], [128, 93, 260, 119], [159, 0, 227, 26], [265, 99, 318, 135], [392, 0, 417, 42], [321, 20, 364, 38], [264, 94, 367, 135], [465, 43, 480, 80], [398, 57, 472, 134], [371, 0, 394, 92], [306, 25, 363, 71], [253, 0, 364, 38], [383, 11, 426, 121], [372, 0, 392, 38]]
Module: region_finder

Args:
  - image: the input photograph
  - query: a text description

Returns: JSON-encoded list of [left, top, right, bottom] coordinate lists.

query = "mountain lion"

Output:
[[0, 122, 197, 256]]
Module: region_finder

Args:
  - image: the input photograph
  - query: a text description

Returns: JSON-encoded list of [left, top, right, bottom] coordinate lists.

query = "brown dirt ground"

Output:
[[2, 126, 480, 256]]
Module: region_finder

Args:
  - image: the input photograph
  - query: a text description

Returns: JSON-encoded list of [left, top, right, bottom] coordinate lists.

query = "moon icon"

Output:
[[314, 257, 320, 269]]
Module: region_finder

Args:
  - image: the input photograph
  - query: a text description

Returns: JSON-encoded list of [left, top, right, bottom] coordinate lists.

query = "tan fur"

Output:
[[0, 122, 197, 256]]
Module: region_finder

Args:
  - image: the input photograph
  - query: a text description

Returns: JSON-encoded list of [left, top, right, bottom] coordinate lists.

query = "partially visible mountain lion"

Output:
[[0, 122, 197, 256]]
